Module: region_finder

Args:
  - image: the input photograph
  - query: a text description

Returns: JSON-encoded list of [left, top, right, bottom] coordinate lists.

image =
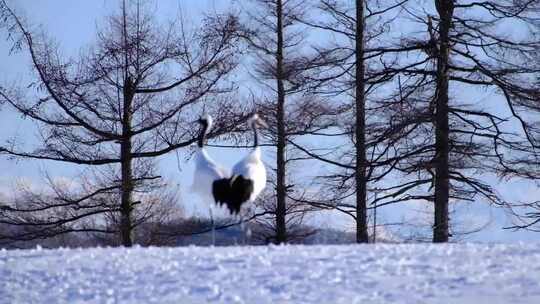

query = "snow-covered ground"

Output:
[[2, 243, 540, 303]]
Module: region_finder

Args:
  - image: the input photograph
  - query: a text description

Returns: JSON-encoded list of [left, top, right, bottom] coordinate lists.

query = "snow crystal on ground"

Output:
[[2, 243, 540, 303]]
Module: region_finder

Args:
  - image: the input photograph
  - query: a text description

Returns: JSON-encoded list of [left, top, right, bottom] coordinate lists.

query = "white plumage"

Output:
[[232, 146, 266, 203], [191, 114, 230, 204], [228, 114, 268, 210], [192, 149, 230, 198]]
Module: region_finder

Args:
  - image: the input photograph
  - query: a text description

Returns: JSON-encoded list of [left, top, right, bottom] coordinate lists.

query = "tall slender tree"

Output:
[[432, 0, 454, 242], [293, 0, 410, 243], [274, 0, 288, 244], [354, 0, 369, 243], [238, 0, 334, 243]]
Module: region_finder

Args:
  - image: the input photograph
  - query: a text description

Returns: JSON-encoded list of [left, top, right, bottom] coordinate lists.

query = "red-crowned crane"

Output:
[[191, 114, 230, 244], [227, 114, 267, 215]]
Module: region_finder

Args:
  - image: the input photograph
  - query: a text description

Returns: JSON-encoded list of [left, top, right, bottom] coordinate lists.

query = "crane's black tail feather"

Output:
[[212, 176, 254, 215], [228, 176, 254, 215], [212, 178, 231, 208]]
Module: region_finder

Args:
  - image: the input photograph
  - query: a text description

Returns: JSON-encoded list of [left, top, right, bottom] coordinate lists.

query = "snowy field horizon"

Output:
[[1, 0, 539, 246], [1, 0, 539, 302], [2, 243, 540, 303]]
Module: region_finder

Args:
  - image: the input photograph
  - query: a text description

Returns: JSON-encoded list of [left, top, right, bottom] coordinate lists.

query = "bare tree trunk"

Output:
[[120, 142, 134, 246], [433, 0, 454, 243], [355, 0, 369, 243], [120, 77, 134, 247], [275, 0, 287, 244]]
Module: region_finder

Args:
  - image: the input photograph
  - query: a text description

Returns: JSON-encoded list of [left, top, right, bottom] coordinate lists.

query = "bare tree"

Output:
[[0, 0, 244, 246], [503, 24, 540, 232], [237, 0, 338, 244], [379, 0, 540, 242], [290, 0, 411, 243]]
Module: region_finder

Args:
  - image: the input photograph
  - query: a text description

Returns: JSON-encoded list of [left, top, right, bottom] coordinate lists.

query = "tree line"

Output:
[[0, 0, 539, 247]]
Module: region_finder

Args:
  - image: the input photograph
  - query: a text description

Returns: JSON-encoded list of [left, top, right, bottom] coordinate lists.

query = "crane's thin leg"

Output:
[[245, 222, 252, 245], [209, 206, 215, 246], [239, 212, 246, 245], [231, 212, 237, 245], [239, 207, 252, 246]]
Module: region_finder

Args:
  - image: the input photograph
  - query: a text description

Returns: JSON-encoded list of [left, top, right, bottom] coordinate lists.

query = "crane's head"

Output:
[[197, 114, 213, 129], [196, 114, 213, 147], [248, 113, 267, 129]]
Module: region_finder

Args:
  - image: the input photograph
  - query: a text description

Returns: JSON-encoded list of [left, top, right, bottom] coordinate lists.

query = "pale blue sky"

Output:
[[0, 0, 538, 243]]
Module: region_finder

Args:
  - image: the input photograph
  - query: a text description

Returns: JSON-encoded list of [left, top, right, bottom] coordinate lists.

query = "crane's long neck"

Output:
[[198, 121, 209, 148], [251, 122, 259, 148]]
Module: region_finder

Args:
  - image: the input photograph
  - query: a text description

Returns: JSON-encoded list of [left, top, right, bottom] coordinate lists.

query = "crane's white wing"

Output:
[[192, 149, 230, 199], [232, 147, 266, 202]]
